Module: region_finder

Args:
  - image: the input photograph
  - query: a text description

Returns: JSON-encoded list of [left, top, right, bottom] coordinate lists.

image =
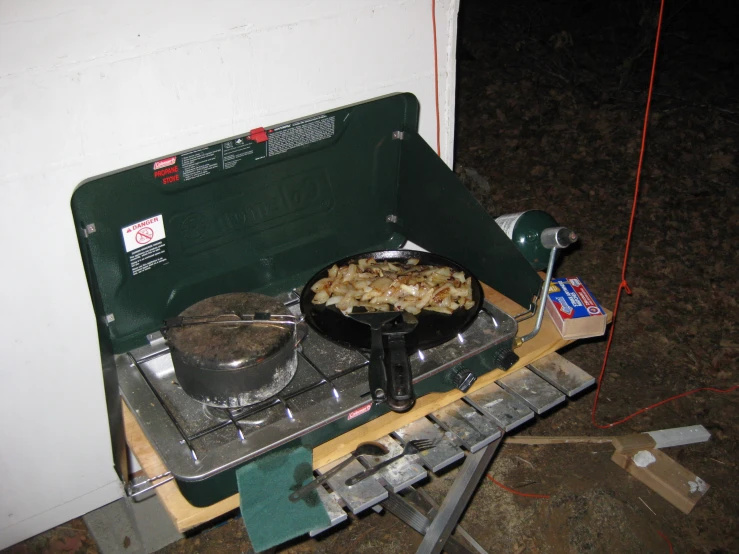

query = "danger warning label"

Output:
[[122, 215, 166, 252], [121, 215, 168, 276]]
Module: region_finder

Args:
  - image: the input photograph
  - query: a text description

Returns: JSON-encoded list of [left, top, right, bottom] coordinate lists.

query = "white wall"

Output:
[[0, 0, 459, 548]]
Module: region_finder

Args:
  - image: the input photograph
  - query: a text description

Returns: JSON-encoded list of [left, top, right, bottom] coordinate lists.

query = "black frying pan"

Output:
[[301, 250, 483, 412], [301, 250, 484, 352]]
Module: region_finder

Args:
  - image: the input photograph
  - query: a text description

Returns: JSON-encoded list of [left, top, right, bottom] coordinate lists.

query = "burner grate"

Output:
[[118, 288, 517, 481]]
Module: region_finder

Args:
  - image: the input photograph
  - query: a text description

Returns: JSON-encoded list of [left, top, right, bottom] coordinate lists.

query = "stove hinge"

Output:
[[392, 130, 405, 140]]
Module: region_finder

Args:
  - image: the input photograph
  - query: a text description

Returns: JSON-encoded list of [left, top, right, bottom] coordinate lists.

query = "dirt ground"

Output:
[[6, 1, 737, 553]]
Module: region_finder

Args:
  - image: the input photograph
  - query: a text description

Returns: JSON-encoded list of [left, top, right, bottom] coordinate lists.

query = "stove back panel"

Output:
[[72, 95, 420, 352]]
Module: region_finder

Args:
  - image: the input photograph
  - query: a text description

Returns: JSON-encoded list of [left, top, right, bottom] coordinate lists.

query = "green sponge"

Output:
[[237, 444, 330, 552]]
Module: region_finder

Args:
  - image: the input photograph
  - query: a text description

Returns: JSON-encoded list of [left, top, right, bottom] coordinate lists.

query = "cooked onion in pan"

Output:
[[310, 257, 475, 315]]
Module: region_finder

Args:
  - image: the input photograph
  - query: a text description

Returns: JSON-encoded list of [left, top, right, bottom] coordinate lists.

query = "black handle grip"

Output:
[[385, 333, 416, 412], [368, 327, 388, 403]]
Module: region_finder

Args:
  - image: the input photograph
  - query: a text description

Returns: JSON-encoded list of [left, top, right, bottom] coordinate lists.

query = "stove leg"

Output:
[[380, 437, 501, 554], [381, 491, 475, 554], [417, 438, 500, 554]]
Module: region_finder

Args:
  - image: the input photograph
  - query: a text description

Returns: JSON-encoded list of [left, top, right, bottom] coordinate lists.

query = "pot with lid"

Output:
[[162, 292, 302, 408]]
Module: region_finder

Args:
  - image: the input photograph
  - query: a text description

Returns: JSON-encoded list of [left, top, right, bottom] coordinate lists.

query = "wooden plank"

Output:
[[122, 402, 239, 532], [611, 448, 710, 514], [505, 435, 615, 445]]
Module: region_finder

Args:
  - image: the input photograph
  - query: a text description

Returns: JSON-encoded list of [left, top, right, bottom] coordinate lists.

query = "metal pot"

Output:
[[163, 293, 300, 408]]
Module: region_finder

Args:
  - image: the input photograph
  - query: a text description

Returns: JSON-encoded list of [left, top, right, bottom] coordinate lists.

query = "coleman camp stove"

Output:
[[72, 94, 548, 506]]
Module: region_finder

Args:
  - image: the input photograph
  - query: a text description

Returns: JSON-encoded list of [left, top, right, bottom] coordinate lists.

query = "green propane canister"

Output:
[[495, 210, 559, 271]]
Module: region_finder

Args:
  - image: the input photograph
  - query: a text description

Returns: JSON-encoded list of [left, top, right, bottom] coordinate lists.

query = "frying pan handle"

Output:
[[385, 333, 416, 413], [368, 328, 388, 404]]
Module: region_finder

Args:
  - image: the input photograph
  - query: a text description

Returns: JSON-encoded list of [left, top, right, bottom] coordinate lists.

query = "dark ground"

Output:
[[6, 0, 738, 552]]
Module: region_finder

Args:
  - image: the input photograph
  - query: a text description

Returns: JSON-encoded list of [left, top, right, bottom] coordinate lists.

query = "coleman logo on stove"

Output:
[[347, 403, 372, 421], [153, 156, 177, 170]]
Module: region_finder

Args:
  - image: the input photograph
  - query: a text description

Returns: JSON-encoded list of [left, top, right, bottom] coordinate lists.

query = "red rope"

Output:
[[431, 0, 441, 156], [486, 474, 551, 499], [657, 531, 674, 553], [590, 0, 739, 429]]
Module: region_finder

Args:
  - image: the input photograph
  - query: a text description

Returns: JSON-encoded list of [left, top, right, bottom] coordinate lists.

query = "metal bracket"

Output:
[[82, 223, 96, 237], [104, 313, 115, 325], [125, 471, 174, 499], [392, 131, 405, 140], [386, 214, 399, 224]]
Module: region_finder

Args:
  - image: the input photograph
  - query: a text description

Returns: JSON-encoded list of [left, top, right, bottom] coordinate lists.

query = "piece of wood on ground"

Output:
[[611, 448, 710, 514], [505, 435, 614, 445], [612, 433, 657, 454]]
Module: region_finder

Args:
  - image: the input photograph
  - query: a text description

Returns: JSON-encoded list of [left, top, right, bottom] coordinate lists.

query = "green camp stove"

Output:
[[72, 94, 543, 506]]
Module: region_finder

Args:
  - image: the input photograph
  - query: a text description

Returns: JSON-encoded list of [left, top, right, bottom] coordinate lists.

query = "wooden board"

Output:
[[122, 402, 240, 532], [612, 448, 710, 514], [123, 282, 610, 532], [612, 434, 657, 454], [505, 435, 615, 445]]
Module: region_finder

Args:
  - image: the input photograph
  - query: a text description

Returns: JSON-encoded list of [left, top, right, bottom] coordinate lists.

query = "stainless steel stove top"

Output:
[[118, 289, 517, 482]]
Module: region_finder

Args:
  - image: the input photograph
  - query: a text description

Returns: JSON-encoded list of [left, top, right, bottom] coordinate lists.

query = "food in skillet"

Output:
[[310, 257, 475, 315]]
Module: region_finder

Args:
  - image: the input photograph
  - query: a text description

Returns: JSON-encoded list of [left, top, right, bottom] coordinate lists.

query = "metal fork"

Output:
[[344, 439, 438, 486]]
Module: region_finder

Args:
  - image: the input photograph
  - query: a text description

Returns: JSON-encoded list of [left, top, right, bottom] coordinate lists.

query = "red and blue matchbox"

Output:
[[545, 277, 607, 340]]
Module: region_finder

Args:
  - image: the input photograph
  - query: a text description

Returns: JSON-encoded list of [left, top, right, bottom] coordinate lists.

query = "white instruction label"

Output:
[[121, 215, 166, 253], [268, 115, 335, 157], [494, 212, 525, 239]]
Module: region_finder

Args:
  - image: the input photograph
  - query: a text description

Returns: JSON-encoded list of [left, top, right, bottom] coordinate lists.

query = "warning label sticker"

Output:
[[181, 145, 221, 182], [122, 215, 166, 252], [268, 115, 335, 157], [222, 137, 265, 170], [121, 215, 168, 276], [128, 241, 168, 276]]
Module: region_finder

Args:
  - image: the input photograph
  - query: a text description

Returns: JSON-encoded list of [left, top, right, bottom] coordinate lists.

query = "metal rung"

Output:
[[362, 436, 427, 493], [309, 488, 347, 536], [394, 418, 465, 473], [429, 400, 501, 452], [318, 456, 388, 514], [526, 353, 595, 396], [496, 367, 566, 414], [463, 382, 534, 432]]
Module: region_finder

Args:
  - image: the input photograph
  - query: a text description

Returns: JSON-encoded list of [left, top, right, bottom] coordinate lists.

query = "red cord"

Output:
[[431, 0, 441, 156], [486, 474, 551, 499], [657, 531, 674, 553], [590, 0, 739, 429]]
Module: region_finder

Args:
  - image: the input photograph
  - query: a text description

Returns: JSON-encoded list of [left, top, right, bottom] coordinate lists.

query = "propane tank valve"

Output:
[[540, 226, 578, 250]]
